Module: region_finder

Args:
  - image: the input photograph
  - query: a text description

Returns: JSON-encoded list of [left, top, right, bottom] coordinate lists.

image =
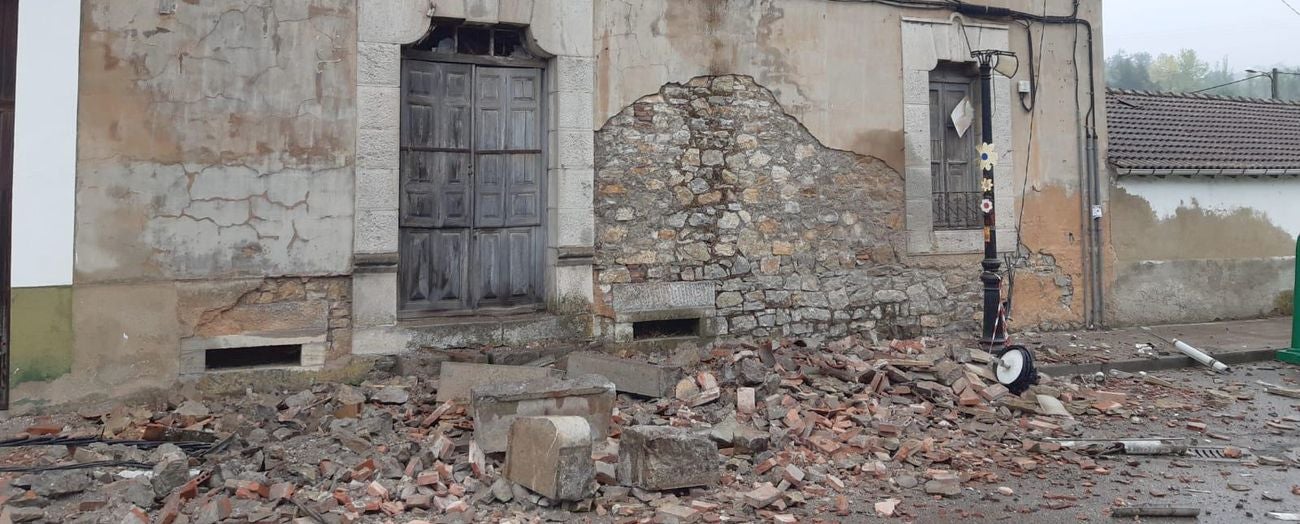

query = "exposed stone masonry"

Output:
[[594, 75, 981, 343], [188, 277, 353, 363]]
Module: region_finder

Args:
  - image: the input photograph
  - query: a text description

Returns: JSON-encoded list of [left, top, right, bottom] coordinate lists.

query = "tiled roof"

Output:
[[1106, 88, 1300, 172]]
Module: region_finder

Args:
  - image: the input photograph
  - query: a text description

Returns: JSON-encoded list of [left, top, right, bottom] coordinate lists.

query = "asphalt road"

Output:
[[908, 362, 1300, 523]]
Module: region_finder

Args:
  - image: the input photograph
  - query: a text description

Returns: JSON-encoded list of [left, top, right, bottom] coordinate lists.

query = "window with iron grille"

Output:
[[929, 63, 982, 230]]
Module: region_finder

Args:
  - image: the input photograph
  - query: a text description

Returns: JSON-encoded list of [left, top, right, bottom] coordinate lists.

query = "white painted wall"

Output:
[[1117, 177, 1300, 239], [10, 0, 79, 288]]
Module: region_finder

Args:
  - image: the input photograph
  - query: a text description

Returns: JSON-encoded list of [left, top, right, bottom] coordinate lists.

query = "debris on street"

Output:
[[0, 334, 1295, 522]]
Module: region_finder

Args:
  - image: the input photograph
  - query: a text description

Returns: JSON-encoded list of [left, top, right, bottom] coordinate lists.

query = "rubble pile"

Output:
[[0, 335, 1284, 523]]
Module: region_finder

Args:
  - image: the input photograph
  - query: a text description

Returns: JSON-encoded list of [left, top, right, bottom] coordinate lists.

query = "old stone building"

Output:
[[2, 0, 1108, 409]]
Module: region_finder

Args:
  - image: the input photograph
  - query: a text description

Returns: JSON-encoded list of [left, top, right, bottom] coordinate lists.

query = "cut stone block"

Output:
[[437, 362, 562, 402], [617, 425, 719, 490], [504, 416, 594, 501], [562, 351, 683, 398], [471, 374, 616, 453]]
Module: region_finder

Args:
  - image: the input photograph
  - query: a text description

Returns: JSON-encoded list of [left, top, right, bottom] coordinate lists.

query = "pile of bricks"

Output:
[[0, 334, 1183, 523]]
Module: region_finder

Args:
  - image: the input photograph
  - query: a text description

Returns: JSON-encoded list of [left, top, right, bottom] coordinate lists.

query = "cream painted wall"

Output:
[[1110, 176, 1298, 325], [1116, 177, 1300, 239], [11, 0, 80, 288]]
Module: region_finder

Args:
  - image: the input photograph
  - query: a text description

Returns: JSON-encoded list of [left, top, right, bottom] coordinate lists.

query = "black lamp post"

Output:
[[970, 49, 1016, 352]]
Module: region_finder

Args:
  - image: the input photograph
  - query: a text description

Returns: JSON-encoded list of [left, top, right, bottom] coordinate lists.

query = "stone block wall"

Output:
[[594, 76, 982, 343]]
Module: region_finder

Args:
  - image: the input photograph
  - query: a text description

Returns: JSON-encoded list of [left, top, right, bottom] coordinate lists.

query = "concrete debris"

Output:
[[0, 333, 1289, 522], [743, 482, 782, 508], [437, 362, 562, 403], [370, 386, 410, 405], [656, 503, 702, 523], [874, 497, 901, 516], [617, 425, 719, 490], [562, 351, 683, 398], [470, 374, 616, 453], [504, 416, 594, 501]]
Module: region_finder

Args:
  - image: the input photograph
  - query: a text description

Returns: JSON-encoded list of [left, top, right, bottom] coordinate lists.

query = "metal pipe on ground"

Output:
[[1111, 506, 1200, 518], [1140, 327, 1231, 373], [1172, 339, 1231, 373]]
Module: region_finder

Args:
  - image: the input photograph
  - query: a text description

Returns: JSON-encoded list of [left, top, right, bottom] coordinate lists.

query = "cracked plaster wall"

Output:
[[8, 1, 363, 410], [77, 0, 356, 282]]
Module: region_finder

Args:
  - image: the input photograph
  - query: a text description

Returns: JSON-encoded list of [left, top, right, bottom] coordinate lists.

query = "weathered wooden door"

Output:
[[399, 61, 543, 315]]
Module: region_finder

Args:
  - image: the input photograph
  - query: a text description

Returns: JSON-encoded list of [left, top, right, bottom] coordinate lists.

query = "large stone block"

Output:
[[561, 352, 682, 398], [504, 416, 594, 500], [436, 362, 562, 403], [610, 281, 715, 323], [617, 425, 718, 490], [470, 374, 615, 453]]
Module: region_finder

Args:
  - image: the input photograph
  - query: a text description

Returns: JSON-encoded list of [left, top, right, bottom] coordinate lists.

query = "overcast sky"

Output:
[[1104, 0, 1300, 68]]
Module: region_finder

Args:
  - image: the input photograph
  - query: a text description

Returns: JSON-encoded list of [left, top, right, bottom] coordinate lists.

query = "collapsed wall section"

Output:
[[593, 75, 981, 343]]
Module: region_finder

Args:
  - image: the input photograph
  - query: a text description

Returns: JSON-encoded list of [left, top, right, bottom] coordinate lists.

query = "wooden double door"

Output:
[[399, 60, 545, 315]]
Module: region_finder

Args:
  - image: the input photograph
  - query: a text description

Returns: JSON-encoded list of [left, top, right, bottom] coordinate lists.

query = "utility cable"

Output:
[[0, 460, 154, 473], [1196, 74, 1268, 93], [1280, 0, 1300, 17]]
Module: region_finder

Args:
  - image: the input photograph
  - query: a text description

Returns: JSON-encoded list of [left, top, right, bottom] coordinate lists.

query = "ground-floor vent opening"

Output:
[[206, 345, 302, 371], [633, 318, 700, 340]]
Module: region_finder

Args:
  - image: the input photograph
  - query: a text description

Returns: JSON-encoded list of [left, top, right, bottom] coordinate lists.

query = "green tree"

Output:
[[1105, 50, 1158, 91], [1105, 48, 1300, 100], [1150, 49, 1209, 92]]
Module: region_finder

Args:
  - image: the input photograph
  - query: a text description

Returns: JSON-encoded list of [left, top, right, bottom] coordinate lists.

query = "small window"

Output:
[[456, 26, 491, 55], [409, 20, 533, 59], [929, 62, 982, 230], [426, 24, 456, 53], [206, 345, 302, 371], [493, 29, 524, 58], [633, 318, 700, 340]]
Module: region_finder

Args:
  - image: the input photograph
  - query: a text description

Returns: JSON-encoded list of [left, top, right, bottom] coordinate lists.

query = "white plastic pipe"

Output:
[[1172, 339, 1231, 373]]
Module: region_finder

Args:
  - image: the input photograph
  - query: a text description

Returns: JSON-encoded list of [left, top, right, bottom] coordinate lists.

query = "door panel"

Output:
[[400, 60, 476, 313], [471, 67, 542, 308], [400, 228, 468, 311], [472, 228, 537, 307], [399, 60, 543, 315]]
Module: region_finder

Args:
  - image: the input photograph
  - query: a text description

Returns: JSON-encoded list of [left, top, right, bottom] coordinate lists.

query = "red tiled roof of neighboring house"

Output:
[[1105, 88, 1300, 172]]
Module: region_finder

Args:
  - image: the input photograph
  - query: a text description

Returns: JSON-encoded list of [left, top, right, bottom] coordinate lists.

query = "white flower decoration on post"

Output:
[[977, 142, 997, 172], [981, 177, 994, 193], [980, 199, 994, 214]]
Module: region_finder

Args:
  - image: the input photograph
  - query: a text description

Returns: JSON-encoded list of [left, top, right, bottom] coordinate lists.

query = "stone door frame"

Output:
[[902, 15, 1018, 255], [351, 0, 595, 354]]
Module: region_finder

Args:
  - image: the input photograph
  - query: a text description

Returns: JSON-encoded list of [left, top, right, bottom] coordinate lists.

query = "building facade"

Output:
[[5, 0, 1106, 409], [1107, 89, 1299, 325]]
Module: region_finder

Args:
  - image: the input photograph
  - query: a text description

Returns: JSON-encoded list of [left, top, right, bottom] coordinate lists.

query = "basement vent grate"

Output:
[[632, 318, 700, 340], [205, 345, 302, 371]]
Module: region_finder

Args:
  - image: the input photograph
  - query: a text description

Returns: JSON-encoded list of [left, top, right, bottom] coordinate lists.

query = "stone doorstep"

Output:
[[405, 313, 586, 349]]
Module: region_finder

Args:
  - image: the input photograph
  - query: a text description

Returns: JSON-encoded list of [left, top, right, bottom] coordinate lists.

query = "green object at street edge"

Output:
[[1278, 235, 1300, 365]]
